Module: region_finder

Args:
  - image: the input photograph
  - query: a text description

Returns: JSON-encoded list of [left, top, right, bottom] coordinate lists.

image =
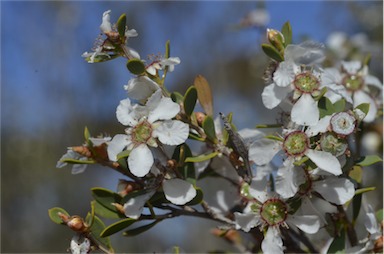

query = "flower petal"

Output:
[[306, 149, 342, 175], [261, 227, 284, 254], [305, 115, 332, 137], [163, 179, 196, 205], [234, 212, 260, 232], [273, 61, 295, 87], [153, 120, 189, 145], [100, 10, 112, 33], [353, 90, 377, 123], [365, 75, 383, 90], [287, 214, 320, 234], [276, 160, 304, 199], [312, 177, 355, 205], [285, 41, 325, 66], [148, 97, 180, 123], [291, 94, 319, 126], [248, 139, 281, 165], [116, 98, 139, 126], [107, 134, 131, 161], [123, 191, 155, 219], [262, 83, 291, 109], [128, 144, 153, 177], [124, 76, 159, 102], [341, 60, 361, 74]]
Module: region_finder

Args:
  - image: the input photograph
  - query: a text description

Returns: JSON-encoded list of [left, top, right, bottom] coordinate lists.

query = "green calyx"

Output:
[[294, 72, 320, 93], [260, 198, 288, 226], [283, 131, 309, 157]]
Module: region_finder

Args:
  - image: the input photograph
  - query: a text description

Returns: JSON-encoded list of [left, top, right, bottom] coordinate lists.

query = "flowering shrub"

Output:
[[50, 10, 383, 254]]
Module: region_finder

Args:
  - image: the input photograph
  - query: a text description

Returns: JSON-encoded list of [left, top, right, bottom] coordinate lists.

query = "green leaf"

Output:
[[327, 228, 345, 254], [100, 218, 137, 237], [183, 86, 198, 116], [354, 187, 376, 196], [318, 96, 335, 118], [261, 43, 284, 62], [355, 103, 370, 116], [185, 188, 204, 206], [281, 21, 292, 46], [171, 92, 184, 104], [92, 201, 123, 219], [185, 151, 219, 163], [123, 220, 161, 237], [194, 75, 214, 116], [293, 156, 309, 166], [165, 40, 171, 59], [59, 158, 95, 164], [355, 155, 382, 166], [87, 214, 113, 251], [333, 99, 346, 113], [255, 124, 282, 128], [91, 188, 123, 212], [117, 150, 130, 160], [349, 166, 363, 184], [363, 53, 371, 67], [264, 135, 284, 142], [376, 209, 383, 222], [84, 126, 91, 142], [126, 59, 146, 75], [84, 53, 120, 63], [116, 14, 126, 38], [172, 144, 196, 185], [202, 115, 217, 143], [352, 193, 362, 223], [48, 207, 70, 225]]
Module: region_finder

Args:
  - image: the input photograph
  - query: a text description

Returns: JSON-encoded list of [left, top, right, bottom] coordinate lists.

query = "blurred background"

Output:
[[1, 1, 382, 252]]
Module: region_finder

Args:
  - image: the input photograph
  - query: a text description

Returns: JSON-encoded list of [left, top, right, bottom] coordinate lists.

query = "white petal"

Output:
[[125, 28, 138, 38], [341, 60, 361, 74], [124, 76, 159, 101], [234, 212, 259, 232], [365, 75, 383, 90], [89, 136, 111, 146], [128, 144, 153, 177], [107, 134, 131, 161], [125, 47, 141, 60], [249, 176, 269, 202], [273, 61, 296, 87], [262, 83, 292, 109], [248, 139, 281, 165], [116, 98, 138, 126], [291, 94, 319, 126], [71, 163, 88, 175], [275, 160, 302, 199], [148, 97, 180, 123], [261, 227, 284, 254], [364, 205, 379, 235], [353, 91, 377, 123], [305, 115, 331, 137], [100, 10, 112, 33], [238, 128, 264, 146], [312, 177, 355, 205], [287, 214, 320, 234], [306, 149, 342, 175], [163, 179, 196, 205], [123, 191, 155, 219], [285, 41, 325, 65], [153, 120, 189, 145]]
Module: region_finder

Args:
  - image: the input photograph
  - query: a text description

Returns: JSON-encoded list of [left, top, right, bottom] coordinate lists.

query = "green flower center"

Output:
[[342, 74, 364, 92], [260, 198, 288, 226], [283, 131, 309, 157], [132, 120, 153, 144], [293, 72, 320, 93], [320, 132, 348, 156]]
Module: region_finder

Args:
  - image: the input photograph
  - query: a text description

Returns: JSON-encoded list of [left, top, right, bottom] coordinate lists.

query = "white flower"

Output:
[[123, 190, 156, 219], [239, 9, 270, 28], [262, 42, 327, 126], [234, 180, 320, 254], [146, 56, 181, 76], [107, 90, 189, 177], [70, 234, 91, 254], [124, 76, 160, 102], [321, 60, 382, 122], [56, 149, 89, 174]]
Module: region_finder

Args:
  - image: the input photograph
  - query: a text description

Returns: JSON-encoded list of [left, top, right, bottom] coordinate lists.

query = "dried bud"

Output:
[[374, 235, 383, 253], [112, 203, 125, 214], [166, 159, 178, 171], [71, 146, 92, 158], [92, 143, 109, 161], [195, 112, 206, 127], [117, 179, 141, 197], [66, 216, 88, 233], [267, 28, 285, 53], [211, 228, 241, 244]]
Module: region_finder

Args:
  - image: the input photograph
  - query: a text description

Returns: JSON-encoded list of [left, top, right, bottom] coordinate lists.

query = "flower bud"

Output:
[[195, 112, 206, 127], [66, 216, 88, 233], [112, 203, 125, 214], [117, 179, 141, 197], [267, 28, 285, 53], [71, 146, 91, 158]]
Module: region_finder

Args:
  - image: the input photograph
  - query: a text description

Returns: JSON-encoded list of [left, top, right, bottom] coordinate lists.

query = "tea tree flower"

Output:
[[124, 76, 160, 102], [322, 60, 383, 122], [107, 90, 189, 177], [146, 55, 181, 76], [262, 42, 327, 125]]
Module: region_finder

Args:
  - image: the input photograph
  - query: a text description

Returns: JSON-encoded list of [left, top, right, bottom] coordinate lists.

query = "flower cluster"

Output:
[[52, 10, 383, 254]]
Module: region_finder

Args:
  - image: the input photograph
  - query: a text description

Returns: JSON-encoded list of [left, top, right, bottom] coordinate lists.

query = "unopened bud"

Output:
[[211, 228, 241, 244], [166, 159, 178, 171], [71, 146, 91, 158], [117, 179, 141, 197], [267, 28, 285, 53], [112, 203, 125, 214], [92, 143, 109, 161], [66, 216, 88, 233], [195, 112, 206, 127]]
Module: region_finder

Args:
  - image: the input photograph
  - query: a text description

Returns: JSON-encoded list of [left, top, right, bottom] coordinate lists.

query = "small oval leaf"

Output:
[[281, 21, 292, 46], [183, 86, 198, 116], [116, 14, 127, 38], [123, 220, 160, 237], [355, 155, 382, 166], [88, 214, 113, 251], [100, 218, 137, 237], [91, 188, 122, 212], [261, 43, 284, 62], [48, 207, 70, 225], [185, 151, 219, 163], [202, 116, 217, 143], [126, 59, 146, 75], [194, 75, 213, 116]]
